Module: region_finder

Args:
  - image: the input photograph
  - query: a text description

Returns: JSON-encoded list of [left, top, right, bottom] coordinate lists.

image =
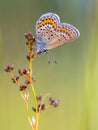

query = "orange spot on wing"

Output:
[[57, 27, 72, 35], [38, 18, 57, 29]]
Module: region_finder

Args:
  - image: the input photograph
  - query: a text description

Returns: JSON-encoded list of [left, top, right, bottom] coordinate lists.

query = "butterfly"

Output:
[[35, 13, 80, 54]]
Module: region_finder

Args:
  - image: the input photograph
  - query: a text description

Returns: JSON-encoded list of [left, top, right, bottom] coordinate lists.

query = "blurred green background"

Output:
[[0, 0, 98, 130]]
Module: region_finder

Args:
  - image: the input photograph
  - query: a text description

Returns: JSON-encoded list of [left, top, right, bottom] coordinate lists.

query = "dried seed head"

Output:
[[25, 32, 34, 41], [5, 64, 14, 72], [36, 95, 42, 102], [11, 77, 16, 83], [49, 97, 55, 105], [25, 80, 30, 85], [26, 53, 34, 61], [32, 107, 36, 112], [18, 69, 23, 75], [26, 54, 30, 60], [41, 104, 46, 110], [53, 99, 60, 107], [26, 40, 35, 46], [25, 32, 35, 47], [11, 76, 19, 83], [22, 67, 30, 75], [19, 84, 27, 91], [49, 97, 60, 107], [38, 103, 45, 112]]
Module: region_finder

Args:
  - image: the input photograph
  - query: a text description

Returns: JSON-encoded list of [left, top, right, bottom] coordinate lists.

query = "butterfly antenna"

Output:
[[48, 53, 51, 64], [52, 52, 57, 64], [54, 60, 57, 64], [47, 51, 57, 64]]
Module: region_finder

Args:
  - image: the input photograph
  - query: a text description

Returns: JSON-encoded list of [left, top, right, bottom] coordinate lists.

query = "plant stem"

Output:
[[29, 57, 39, 130], [26, 101, 32, 127]]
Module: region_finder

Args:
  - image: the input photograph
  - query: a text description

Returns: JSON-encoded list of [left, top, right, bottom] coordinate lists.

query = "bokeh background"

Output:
[[0, 0, 98, 130]]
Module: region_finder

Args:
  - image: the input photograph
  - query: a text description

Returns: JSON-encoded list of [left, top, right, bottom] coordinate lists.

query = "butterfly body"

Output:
[[35, 40, 48, 54], [35, 13, 80, 54]]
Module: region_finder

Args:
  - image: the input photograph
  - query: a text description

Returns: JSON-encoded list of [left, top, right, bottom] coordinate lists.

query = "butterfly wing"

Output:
[[46, 23, 80, 50], [36, 13, 60, 44], [36, 13, 80, 51]]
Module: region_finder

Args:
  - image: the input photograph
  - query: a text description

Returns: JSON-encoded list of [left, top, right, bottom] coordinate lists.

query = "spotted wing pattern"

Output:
[[46, 22, 80, 49], [36, 13, 80, 51]]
